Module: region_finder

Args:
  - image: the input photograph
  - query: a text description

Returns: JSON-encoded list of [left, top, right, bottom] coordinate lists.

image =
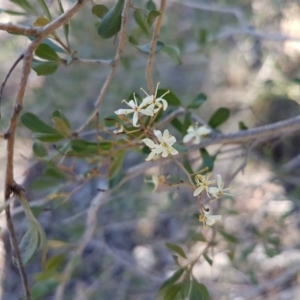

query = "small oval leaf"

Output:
[[134, 41, 164, 54], [33, 140, 48, 157], [15, 223, 40, 266], [92, 4, 108, 18], [97, 0, 125, 39], [187, 93, 207, 109], [34, 16, 50, 27], [21, 112, 58, 134], [32, 132, 65, 142], [165, 242, 187, 258], [134, 10, 150, 35], [109, 151, 125, 179], [208, 107, 230, 129], [157, 268, 185, 295], [147, 10, 160, 25], [35, 44, 60, 61], [32, 59, 59, 76]]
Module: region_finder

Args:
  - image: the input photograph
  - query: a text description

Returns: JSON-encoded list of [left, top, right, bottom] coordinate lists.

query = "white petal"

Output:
[[167, 136, 176, 146], [154, 130, 163, 141], [157, 98, 168, 110], [114, 108, 134, 115], [193, 136, 201, 144], [142, 138, 156, 148], [206, 218, 215, 226], [162, 129, 170, 140], [142, 95, 153, 105], [132, 112, 139, 127], [183, 133, 194, 143], [140, 104, 155, 116], [145, 150, 156, 161], [193, 186, 203, 196], [197, 126, 211, 135], [127, 100, 137, 109], [170, 147, 178, 155], [187, 126, 195, 134]]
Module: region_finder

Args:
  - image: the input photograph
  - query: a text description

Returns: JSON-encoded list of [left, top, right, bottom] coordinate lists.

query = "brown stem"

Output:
[[146, 0, 167, 94]]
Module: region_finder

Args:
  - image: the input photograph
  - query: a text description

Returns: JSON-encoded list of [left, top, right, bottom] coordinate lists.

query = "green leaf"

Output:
[[32, 132, 65, 142], [35, 44, 60, 61], [97, 0, 125, 39], [208, 108, 230, 129], [32, 178, 61, 189], [218, 229, 239, 244], [157, 89, 181, 106], [238, 121, 248, 130], [92, 4, 108, 18], [14, 222, 40, 266], [171, 118, 182, 133], [46, 253, 65, 271], [182, 112, 192, 134], [164, 283, 182, 300], [37, 0, 52, 20], [134, 41, 164, 54], [109, 151, 125, 179], [134, 10, 150, 36], [163, 45, 181, 65], [187, 93, 207, 109], [33, 140, 48, 157], [32, 59, 59, 76], [203, 253, 213, 266], [147, 10, 160, 26], [52, 110, 71, 130], [21, 112, 58, 134], [189, 279, 211, 300], [172, 143, 188, 153], [44, 167, 66, 180], [199, 29, 208, 44], [9, 0, 34, 13], [199, 148, 215, 172], [146, 0, 156, 11], [180, 280, 191, 299], [52, 110, 71, 137], [165, 243, 187, 258], [0, 8, 27, 15], [157, 268, 185, 295], [31, 279, 58, 299], [34, 16, 50, 27]]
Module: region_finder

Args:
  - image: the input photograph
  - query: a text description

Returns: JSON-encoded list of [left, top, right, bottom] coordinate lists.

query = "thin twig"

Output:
[[0, 23, 41, 36], [0, 53, 24, 118], [146, 0, 167, 94], [72, 57, 114, 66], [5, 205, 31, 299], [76, 0, 132, 133]]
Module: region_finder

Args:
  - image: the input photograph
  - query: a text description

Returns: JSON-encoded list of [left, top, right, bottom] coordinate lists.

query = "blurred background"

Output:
[[1, 0, 300, 299]]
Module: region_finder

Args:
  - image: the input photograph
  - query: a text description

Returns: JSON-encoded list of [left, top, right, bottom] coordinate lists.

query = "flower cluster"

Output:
[[194, 173, 231, 227], [143, 129, 178, 161], [114, 83, 179, 161]]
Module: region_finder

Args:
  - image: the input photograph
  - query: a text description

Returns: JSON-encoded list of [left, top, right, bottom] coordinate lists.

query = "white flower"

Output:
[[208, 174, 231, 199], [193, 173, 215, 197], [142, 129, 178, 161], [199, 210, 222, 227], [183, 124, 211, 144], [141, 82, 169, 111], [114, 94, 157, 127]]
